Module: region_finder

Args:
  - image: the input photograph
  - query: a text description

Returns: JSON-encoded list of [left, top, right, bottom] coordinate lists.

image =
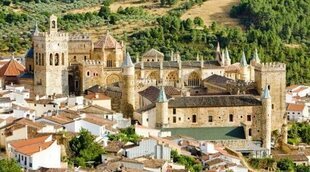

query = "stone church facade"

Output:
[[26, 15, 287, 154]]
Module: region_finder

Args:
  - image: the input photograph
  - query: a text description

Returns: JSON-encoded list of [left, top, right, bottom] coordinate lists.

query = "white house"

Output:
[[27, 96, 60, 117], [8, 135, 61, 170], [84, 93, 112, 110], [287, 103, 309, 122], [64, 114, 117, 137]]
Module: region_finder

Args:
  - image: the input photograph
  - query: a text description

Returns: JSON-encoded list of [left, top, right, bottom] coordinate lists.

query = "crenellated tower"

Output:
[[33, 15, 69, 96], [255, 62, 287, 143]]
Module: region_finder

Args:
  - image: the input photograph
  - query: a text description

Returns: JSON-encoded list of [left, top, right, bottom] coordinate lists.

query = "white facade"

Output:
[[64, 119, 115, 137], [9, 136, 61, 170], [286, 105, 310, 122]]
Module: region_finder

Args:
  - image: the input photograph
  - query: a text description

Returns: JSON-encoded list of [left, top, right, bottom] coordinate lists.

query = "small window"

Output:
[[272, 104, 274, 109], [87, 71, 90, 76], [249, 128, 252, 136], [208, 116, 213, 122], [173, 108, 176, 114], [178, 117, 181, 121], [146, 118, 149, 122], [268, 85, 270, 90], [173, 116, 176, 123], [192, 115, 197, 123], [44, 104, 46, 107], [247, 115, 251, 121], [84, 56, 87, 60], [229, 114, 234, 122]]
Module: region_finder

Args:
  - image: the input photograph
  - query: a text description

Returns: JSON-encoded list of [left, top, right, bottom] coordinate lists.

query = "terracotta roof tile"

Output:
[[10, 135, 50, 149], [287, 103, 305, 111], [84, 92, 111, 100], [16, 141, 54, 156], [142, 48, 164, 58], [94, 33, 122, 49], [0, 58, 25, 76]]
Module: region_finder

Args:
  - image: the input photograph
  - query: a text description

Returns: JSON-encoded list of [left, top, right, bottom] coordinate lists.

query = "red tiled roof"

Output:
[[84, 92, 111, 100], [16, 141, 54, 156], [10, 135, 50, 150], [287, 103, 305, 111], [94, 33, 122, 49], [0, 58, 25, 77]]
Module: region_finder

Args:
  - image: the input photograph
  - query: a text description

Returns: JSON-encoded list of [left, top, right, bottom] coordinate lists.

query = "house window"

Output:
[[84, 56, 87, 60], [86, 71, 90, 76], [178, 117, 181, 121], [249, 128, 252, 136], [229, 114, 234, 122], [247, 115, 252, 121], [268, 85, 270, 90], [173, 116, 176, 123], [29, 163, 32, 167], [146, 118, 148, 122], [173, 108, 176, 114], [208, 116, 213, 122], [192, 115, 197, 123]]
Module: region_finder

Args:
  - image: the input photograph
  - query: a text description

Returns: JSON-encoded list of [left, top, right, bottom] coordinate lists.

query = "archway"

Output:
[[165, 71, 178, 86], [106, 74, 120, 85], [188, 72, 200, 87]]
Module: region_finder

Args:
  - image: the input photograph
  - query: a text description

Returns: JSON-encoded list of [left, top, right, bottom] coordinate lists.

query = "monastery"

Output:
[[24, 15, 288, 155]]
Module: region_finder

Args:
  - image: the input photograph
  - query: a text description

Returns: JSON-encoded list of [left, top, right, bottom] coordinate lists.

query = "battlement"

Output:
[[69, 33, 91, 41], [255, 62, 286, 71], [36, 32, 69, 38], [83, 59, 103, 66]]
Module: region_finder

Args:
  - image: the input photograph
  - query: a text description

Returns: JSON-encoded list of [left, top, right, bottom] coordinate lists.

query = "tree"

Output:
[[69, 128, 104, 167], [108, 126, 141, 144], [0, 159, 22, 172], [277, 158, 295, 172], [98, 6, 111, 20]]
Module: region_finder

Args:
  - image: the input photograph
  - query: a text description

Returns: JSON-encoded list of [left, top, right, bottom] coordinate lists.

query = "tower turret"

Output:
[[121, 52, 135, 116], [156, 86, 169, 128], [250, 49, 260, 81], [250, 48, 261, 66], [215, 42, 221, 62], [261, 85, 272, 155], [239, 51, 250, 81], [49, 15, 58, 33], [224, 48, 231, 66]]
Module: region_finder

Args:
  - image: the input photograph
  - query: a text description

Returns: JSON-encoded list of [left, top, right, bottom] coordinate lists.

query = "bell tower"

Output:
[[33, 15, 69, 96]]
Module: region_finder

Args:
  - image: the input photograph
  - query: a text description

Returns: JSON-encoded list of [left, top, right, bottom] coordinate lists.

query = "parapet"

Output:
[[83, 59, 103, 66], [255, 62, 286, 71], [35, 32, 69, 38], [69, 33, 91, 41]]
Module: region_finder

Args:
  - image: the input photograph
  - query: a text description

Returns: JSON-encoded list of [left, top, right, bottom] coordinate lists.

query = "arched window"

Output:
[[86, 71, 90, 77], [165, 71, 178, 84], [62, 53, 65, 65], [49, 53, 53, 65], [248, 128, 252, 136], [35, 53, 38, 65], [188, 72, 200, 87], [55, 53, 59, 66], [52, 20, 56, 28], [38, 53, 41, 66], [42, 53, 45, 66]]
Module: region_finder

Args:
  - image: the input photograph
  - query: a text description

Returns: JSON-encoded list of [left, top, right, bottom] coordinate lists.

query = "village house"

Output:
[[287, 103, 309, 122], [7, 135, 61, 170]]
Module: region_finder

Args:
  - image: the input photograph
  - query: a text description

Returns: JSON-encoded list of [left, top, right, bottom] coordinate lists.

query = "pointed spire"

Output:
[[253, 48, 260, 62], [225, 48, 230, 60], [221, 50, 225, 60], [33, 21, 39, 36], [122, 52, 134, 68], [216, 42, 221, 52], [240, 51, 248, 67], [262, 84, 271, 99], [157, 86, 168, 103]]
